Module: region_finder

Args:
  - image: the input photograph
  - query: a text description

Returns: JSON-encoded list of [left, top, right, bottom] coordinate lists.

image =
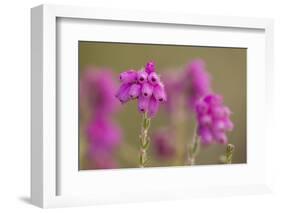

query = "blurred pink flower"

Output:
[[86, 116, 122, 169], [80, 68, 119, 115], [184, 59, 211, 110], [87, 116, 122, 151], [116, 61, 167, 117], [195, 94, 234, 145], [152, 129, 175, 159], [80, 67, 122, 169]]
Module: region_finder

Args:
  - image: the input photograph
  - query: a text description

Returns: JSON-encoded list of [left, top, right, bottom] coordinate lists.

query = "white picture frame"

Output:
[[31, 4, 274, 208]]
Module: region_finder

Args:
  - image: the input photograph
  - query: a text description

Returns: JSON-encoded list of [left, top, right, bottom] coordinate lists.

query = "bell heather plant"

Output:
[[195, 94, 234, 145], [184, 60, 234, 165], [116, 61, 167, 167]]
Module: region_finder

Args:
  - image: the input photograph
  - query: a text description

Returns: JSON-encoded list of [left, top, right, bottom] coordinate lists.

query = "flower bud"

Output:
[[204, 94, 223, 106], [148, 97, 159, 117], [213, 132, 227, 144], [138, 95, 149, 113], [198, 114, 212, 126], [116, 83, 131, 103], [224, 118, 234, 131], [145, 61, 155, 74], [148, 72, 160, 85], [213, 120, 225, 131], [128, 83, 141, 99], [198, 126, 213, 144], [195, 99, 208, 115], [142, 83, 154, 98], [211, 106, 225, 118], [119, 70, 137, 83], [137, 70, 148, 84], [153, 85, 167, 102]]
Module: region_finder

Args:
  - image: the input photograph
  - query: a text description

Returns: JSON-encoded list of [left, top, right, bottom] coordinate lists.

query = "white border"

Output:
[[31, 4, 274, 208]]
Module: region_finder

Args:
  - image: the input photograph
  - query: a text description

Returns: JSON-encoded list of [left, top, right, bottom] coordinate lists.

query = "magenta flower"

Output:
[[184, 59, 211, 110], [152, 129, 175, 159], [116, 61, 167, 117], [195, 94, 234, 145]]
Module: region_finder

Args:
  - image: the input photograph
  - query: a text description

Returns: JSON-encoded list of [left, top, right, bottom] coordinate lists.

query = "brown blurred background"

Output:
[[79, 41, 247, 169]]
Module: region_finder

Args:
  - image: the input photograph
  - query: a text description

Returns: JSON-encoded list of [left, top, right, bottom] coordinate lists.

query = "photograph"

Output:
[[78, 41, 247, 170]]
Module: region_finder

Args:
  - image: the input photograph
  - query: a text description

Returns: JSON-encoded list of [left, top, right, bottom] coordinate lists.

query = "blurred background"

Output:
[[79, 41, 246, 170]]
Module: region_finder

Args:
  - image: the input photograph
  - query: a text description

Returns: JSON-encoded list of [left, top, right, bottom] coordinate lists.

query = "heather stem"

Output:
[[139, 112, 151, 168], [225, 144, 235, 164], [186, 125, 200, 165]]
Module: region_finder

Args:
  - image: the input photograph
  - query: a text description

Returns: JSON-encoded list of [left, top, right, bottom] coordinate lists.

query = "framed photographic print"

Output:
[[31, 4, 274, 208]]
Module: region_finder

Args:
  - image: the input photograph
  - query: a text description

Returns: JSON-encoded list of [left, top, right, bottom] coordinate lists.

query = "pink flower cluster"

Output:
[[116, 61, 167, 117], [80, 68, 119, 115], [195, 94, 234, 144]]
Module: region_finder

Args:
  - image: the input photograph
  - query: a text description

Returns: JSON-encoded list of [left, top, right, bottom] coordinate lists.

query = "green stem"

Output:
[[139, 112, 151, 168], [225, 144, 235, 164], [186, 125, 200, 165]]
